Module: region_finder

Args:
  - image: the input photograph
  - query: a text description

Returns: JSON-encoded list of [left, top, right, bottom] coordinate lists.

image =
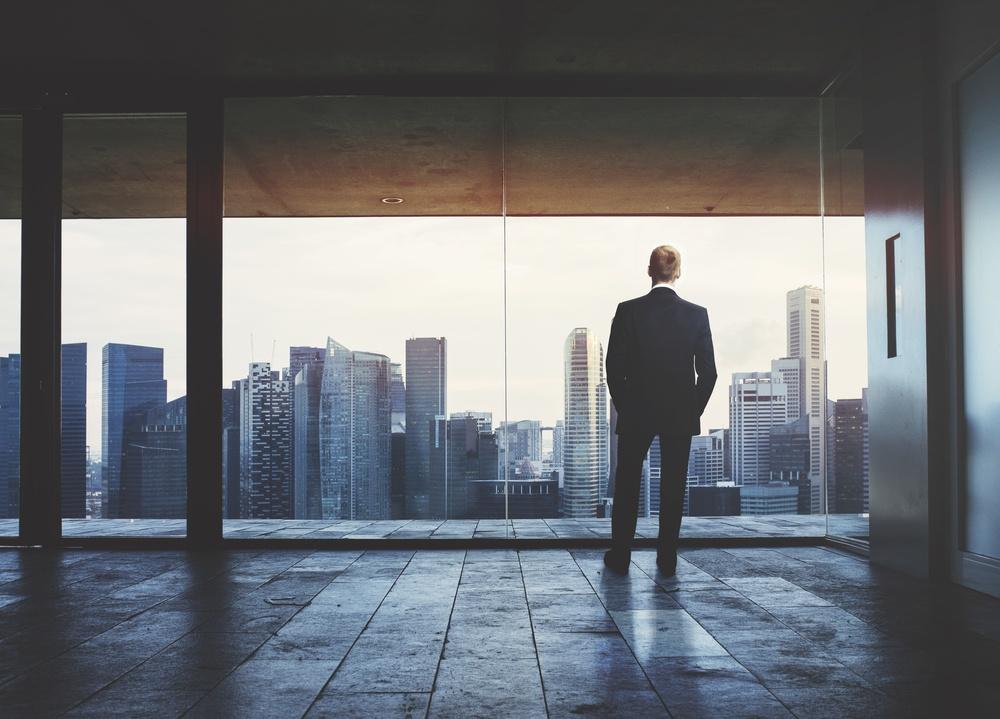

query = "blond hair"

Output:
[[648, 245, 681, 283]]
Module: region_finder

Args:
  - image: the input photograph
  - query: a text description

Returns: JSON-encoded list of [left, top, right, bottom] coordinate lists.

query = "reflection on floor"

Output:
[[0, 515, 870, 540], [0, 547, 996, 717]]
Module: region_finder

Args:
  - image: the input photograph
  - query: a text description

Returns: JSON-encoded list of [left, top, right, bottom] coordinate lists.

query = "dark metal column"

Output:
[[19, 106, 62, 546], [186, 97, 224, 547]]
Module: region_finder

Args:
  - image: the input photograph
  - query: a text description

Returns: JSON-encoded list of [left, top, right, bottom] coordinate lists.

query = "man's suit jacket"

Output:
[[606, 286, 717, 436]]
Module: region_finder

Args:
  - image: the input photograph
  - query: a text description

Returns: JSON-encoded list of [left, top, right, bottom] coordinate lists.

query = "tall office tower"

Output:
[[684, 433, 726, 515], [552, 420, 565, 467], [429, 415, 481, 519], [288, 346, 325, 497], [833, 396, 869, 514], [239, 362, 292, 519], [121, 396, 186, 518], [390, 362, 406, 430], [786, 286, 828, 513], [498, 420, 543, 463], [60, 343, 87, 518], [294, 361, 323, 519], [562, 328, 609, 518], [451, 411, 492, 433], [730, 372, 789, 486], [221, 386, 241, 519], [709, 427, 732, 482], [319, 338, 391, 520], [102, 344, 167, 519], [0, 354, 20, 518], [645, 438, 662, 517], [769, 415, 811, 481], [390, 430, 406, 519], [404, 337, 446, 519]]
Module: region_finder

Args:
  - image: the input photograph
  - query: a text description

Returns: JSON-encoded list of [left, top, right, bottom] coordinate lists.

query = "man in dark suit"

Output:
[[604, 245, 717, 576]]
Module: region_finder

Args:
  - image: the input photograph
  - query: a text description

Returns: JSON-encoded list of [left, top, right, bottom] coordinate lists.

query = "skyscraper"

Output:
[[730, 372, 789, 486], [685, 432, 726, 515], [404, 337, 446, 518], [390, 362, 406, 430], [786, 286, 827, 513], [498, 420, 543, 463], [121, 396, 186, 518], [288, 346, 325, 512], [221, 386, 240, 519], [60, 343, 87, 518], [0, 354, 20, 518], [238, 362, 292, 519], [319, 338, 391, 520], [562, 328, 609, 518], [294, 361, 323, 519], [102, 344, 167, 519], [833, 393, 870, 514]]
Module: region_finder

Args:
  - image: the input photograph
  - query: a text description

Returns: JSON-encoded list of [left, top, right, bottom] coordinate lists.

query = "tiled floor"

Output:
[[0, 515, 871, 540], [1, 546, 996, 718]]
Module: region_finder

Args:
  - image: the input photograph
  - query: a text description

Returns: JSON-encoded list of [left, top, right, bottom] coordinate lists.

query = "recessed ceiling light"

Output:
[[381, 196, 405, 205]]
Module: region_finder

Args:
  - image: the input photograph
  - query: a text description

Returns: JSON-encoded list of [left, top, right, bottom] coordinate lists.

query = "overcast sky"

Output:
[[0, 216, 866, 457]]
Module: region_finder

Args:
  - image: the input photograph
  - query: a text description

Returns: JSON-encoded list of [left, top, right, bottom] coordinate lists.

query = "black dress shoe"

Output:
[[603, 550, 630, 574], [656, 554, 677, 577]]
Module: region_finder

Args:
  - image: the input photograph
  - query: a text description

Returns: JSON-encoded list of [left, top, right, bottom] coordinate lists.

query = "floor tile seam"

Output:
[[165, 550, 376, 719], [700, 571, 903, 703], [49, 549, 322, 713], [568, 551, 675, 719], [516, 549, 553, 719], [296, 549, 421, 719], [422, 550, 469, 719], [0, 580, 202, 693], [631, 559, 797, 718]]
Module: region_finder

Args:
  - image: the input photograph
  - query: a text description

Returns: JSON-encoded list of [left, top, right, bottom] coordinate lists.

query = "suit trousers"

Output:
[[611, 431, 693, 558]]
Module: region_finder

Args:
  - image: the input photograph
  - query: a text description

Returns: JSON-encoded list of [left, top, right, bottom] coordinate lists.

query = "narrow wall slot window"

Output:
[[885, 233, 901, 358]]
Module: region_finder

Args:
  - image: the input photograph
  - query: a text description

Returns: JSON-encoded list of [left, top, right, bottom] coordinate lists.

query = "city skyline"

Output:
[[0, 215, 867, 459]]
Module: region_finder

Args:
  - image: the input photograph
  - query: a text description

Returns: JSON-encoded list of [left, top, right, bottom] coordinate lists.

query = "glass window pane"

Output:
[[822, 87, 870, 542], [222, 97, 504, 538], [505, 98, 832, 538], [0, 115, 21, 537], [61, 114, 187, 537]]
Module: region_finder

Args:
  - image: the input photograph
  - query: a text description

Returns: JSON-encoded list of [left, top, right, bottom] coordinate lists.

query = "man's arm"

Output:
[[606, 303, 630, 412], [694, 308, 718, 414]]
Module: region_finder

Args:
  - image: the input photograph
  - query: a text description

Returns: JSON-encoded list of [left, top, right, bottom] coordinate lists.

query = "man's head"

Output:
[[648, 245, 681, 285]]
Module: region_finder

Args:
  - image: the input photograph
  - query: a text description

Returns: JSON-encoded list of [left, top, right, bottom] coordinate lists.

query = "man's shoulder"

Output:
[[675, 296, 709, 316]]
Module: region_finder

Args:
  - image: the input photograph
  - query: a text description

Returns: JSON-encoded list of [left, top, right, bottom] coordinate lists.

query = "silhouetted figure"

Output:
[[604, 245, 717, 575]]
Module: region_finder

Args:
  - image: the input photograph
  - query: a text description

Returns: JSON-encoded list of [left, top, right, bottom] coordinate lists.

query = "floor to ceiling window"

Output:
[[821, 82, 869, 543], [221, 98, 506, 538], [212, 95, 869, 540], [61, 113, 187, 537], [0, 115, 21, 538]]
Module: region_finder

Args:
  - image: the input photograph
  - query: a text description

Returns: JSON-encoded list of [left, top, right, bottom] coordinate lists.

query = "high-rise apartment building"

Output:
[[102, 344, 167, 518], [786, 286, 828, 513], [319, 338, 391, 520], [562, 328, 609, 518], [60, 343, 87, 518], [730, 372, 789, 486], [238, 362, 292, 519], [404, 337, 446, 518]]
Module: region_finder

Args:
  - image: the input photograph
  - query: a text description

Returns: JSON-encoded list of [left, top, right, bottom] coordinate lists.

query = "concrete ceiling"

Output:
[[1, 0, 867, 219], [1, 98, 863, 219], [5, 1, 864, 88]]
